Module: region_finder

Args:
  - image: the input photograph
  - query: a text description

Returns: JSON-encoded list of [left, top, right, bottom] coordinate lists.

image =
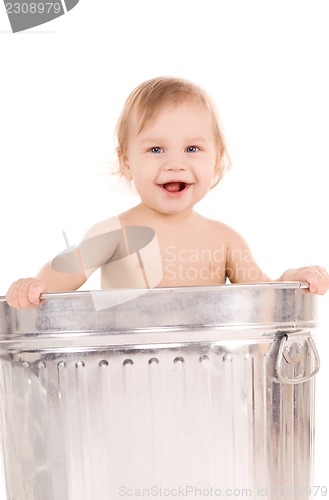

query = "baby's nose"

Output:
[[163, 153, 187, 171]]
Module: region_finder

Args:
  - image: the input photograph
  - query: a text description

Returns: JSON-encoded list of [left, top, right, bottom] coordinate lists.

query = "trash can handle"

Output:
[[276, 334, 320, 385]]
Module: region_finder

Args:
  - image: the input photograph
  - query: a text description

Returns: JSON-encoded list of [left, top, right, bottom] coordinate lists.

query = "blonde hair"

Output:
[[115, 76, 231, 186]]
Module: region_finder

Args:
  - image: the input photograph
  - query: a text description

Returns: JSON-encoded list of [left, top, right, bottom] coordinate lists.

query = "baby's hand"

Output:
[[6, 278, 48, 309], [281, 266, 329, 295]]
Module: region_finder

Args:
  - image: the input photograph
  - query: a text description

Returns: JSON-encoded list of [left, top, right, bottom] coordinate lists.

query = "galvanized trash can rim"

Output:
[[0, 282, 317, 347]]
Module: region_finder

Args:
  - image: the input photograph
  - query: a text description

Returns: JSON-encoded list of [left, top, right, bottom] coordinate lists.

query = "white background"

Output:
[[0, 0, 328, 497]]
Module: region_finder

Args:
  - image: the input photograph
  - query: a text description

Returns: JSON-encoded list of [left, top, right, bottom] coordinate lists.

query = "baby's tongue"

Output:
[[164, 182, 181, 192]]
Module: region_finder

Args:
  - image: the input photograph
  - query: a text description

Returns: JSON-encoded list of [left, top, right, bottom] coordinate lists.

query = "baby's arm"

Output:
[[225, 226, 329, 294], [6, 216, 123, 308], [225, 227, 271, 283], [5, 253, 88, 309]]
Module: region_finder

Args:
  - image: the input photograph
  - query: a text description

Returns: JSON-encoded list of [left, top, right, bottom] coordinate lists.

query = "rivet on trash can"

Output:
[[75, 361, 85, 368], [99, 360, 109, 367], [148, 358, 159, 364], [123, 359, 134, 366], [173, 356, 184, 364], [199, 355, 209, 363], [223, 354, 232, 362]]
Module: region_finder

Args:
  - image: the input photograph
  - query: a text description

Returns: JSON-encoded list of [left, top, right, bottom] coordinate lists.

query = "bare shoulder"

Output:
[[216, 222, 250, 249], [195, 214, 245, 245], [82, 215, 122, 240], [84, 204, 144, 237]]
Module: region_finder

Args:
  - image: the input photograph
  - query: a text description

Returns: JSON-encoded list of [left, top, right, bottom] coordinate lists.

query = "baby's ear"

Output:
[[117, 148, 132, 180], [213, 151, 222, 177], [211, 149, 224, 188]]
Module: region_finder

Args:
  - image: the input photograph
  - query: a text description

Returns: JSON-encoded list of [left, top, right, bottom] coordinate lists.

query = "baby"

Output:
[[6, 76, 329, 308]]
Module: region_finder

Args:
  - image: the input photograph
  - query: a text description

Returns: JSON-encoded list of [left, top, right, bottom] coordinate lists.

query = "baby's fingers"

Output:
[[303, 267, 329, 295], [6, 279, 47, 309], [27, 281, 47, 305]]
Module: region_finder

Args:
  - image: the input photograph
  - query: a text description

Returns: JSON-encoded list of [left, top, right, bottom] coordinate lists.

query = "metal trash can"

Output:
[[0, 283, 319, 500]]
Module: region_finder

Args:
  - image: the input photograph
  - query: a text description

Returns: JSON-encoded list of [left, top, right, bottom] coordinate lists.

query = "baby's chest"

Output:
[[159, 238, 227, 286], [99, 225, 227, 288]]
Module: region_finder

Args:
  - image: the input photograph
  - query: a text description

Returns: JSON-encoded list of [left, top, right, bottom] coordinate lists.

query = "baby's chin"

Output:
[[146, 205, 195, 218]]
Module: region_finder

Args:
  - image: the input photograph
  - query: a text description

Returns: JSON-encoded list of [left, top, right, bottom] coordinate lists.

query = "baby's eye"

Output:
[[186, 145, 199, 153], [149, 146, 164, 154]]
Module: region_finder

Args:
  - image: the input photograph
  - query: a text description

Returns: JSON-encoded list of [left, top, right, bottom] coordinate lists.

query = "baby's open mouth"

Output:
[[162, 182, 189, 193]]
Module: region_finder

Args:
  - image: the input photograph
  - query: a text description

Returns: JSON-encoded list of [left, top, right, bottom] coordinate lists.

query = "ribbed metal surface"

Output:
[[0, 284, 318, 500]]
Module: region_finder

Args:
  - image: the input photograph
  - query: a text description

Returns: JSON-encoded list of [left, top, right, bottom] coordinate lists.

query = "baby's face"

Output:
[[122, 102, 220, 216]]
